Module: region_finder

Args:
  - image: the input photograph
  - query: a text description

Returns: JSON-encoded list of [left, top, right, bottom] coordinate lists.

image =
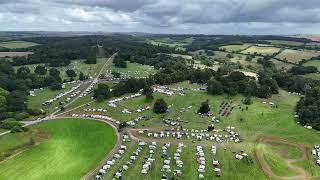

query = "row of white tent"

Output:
[[108, 93, 142, 107], [212, 146, 221, 177], [42, 84, 81, 106], [153, 86, 175, 96], [83, 108, 107, 113], [173, 143, 184, 177], [140, 129, 240, 143], [71, 113, 120, 124], [161, 143, 171, 174], [311, 145, 320, 166], [141, 142, 157, 175], [196, 146, 206, 178], [126, 116, 145, 127]]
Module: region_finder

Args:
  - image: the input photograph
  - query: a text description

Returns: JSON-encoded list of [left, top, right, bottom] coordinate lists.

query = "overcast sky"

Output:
[[1, 0, 320, 35]]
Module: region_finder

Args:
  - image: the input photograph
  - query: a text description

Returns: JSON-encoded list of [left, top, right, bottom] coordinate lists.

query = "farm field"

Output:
[[106, 59, 157, 78], [0, 118, 116, 180], [266, 40, 305, 46], [14, 58, 107, 80], [0, 52, 33, 57], [276, 49, 320, 64], [241, 46, 281, 56], [303, 59, 320, 70], [271, 59, 295, 70], [0, 41, 39, 49], [301, 73, 320, 80], [220, 44, 252, 52], [146, 37, 193, 51]]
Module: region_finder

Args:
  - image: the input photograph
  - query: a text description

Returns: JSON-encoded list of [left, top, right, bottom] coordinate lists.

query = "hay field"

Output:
[[276, 49, 320, 64], [0, 41, 39, 49], [241, 46, 281, 56]]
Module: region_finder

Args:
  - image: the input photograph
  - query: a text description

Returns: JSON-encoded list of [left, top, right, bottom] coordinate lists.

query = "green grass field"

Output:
[[276, 49, 320, 64], [0, 118, 116, 180], [106, 59, 157, 78], [241, 46, 281, 56], [220, 44, 252, 52], [0, 41, 39, 49], [303, 59, 320, 70], [266, 40, 305, 46], [14, 58, 107, 80]]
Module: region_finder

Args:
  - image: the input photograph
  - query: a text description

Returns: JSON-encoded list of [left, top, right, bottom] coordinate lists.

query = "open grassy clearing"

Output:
[[220, 44, 252, 52], [14, 58, 107, 80], [276, 49, 320, 64], [271, 59, 295, 70], [301, 73, 320, 80], [146, 37, 193, 51], [241, 46, 281, 56], [0, 41, 39, 49], [106, 59, 157, 78], [0, 118, 116, 180], [303, 59, 320, 70], [0, 52, 33, 57], [266, 40, 305, 46]]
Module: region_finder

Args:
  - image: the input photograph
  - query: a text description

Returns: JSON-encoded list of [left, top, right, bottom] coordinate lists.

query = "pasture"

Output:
[[106, 60, 157, 78], [241, 46, 281, 56], [271, 59, 295, 70], [0, 118, 116, 180], [0, 52, 33, 57], [14, 58, 107, 80], [266, 40, 305, 46], [220, 44, 252, 52], [276, 49, 320, 64], [303, 59, 320, 70], [0, 41, 39, 49]]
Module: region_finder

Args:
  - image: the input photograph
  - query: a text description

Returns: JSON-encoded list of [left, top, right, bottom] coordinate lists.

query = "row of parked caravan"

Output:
[[42, 84, 81, 106], [141, 129, 240, 143], [173, 143, 184, 177], [141, 142, 156, 175], [311, 145, 320, 166], [95, 144, 128, 179], [95, 141, 147, 180], [71, 114, 120, 125]]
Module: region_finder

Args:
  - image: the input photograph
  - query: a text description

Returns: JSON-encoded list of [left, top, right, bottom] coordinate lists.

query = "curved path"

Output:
[[255, 136, 310, 180]]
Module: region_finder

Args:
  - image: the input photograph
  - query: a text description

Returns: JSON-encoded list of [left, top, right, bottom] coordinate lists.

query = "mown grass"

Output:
[[0, 118, 116, 180], [107, 61, 157, 78], [0, 41, 39, 49]]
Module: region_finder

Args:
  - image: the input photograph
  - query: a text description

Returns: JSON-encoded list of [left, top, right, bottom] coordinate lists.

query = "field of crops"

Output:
[[220, 44, 252, 52], [0, 41, 39, 49], [276, 49, 320, 64], [266, 40, 305, 46], [241, 46, 281, 56], [0, 118, 116, 180]]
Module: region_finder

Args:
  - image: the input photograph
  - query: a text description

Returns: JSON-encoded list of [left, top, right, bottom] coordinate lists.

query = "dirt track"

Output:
[[255, 136, 311, 180]]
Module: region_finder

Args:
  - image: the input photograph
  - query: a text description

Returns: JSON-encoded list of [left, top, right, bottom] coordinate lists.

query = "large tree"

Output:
[[198, 100, 210, 114], [93, 83, 111, 101], [207, 79, 224, 95], [35, 65, 47, 75], [153, 98, 168, 114], [66, 69, 77, 81]]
